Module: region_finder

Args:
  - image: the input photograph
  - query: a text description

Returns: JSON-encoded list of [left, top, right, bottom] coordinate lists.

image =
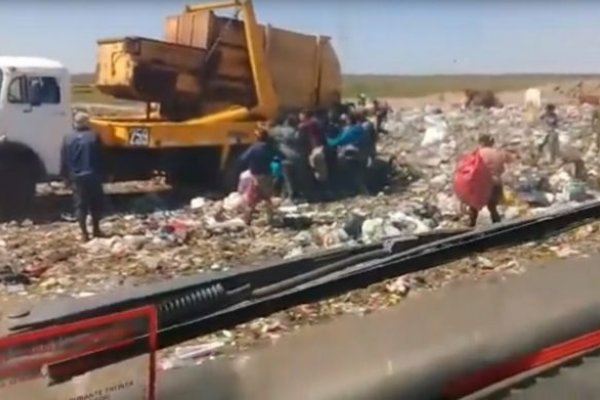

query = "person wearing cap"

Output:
[[238, 127, 284, 225], [60, 112, 106, 241]]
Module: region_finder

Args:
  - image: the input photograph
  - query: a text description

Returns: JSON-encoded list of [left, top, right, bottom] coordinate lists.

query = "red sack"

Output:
[[453, 150, 493, 210]]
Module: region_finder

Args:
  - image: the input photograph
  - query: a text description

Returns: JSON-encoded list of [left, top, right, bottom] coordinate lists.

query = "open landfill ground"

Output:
[[4, 74, 600, 369]]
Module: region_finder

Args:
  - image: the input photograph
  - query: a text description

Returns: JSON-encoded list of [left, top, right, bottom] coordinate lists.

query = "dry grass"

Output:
[[71, 84, 116, 104], [71, 73, 600, 104], [342, 74, 600, 98]]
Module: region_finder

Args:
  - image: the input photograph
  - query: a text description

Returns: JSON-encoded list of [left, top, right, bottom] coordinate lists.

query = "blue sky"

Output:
[[3, 1, 600, 74]]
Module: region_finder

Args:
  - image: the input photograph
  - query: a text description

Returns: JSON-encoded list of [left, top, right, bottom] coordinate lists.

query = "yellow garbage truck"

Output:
[[0, 0, 341, 217], [91, 0, 342, 188]]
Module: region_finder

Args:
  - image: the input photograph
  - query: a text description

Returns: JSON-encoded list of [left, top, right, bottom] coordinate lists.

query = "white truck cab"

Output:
[[0, 56, 71, 176], [0, 56, 72, 218]]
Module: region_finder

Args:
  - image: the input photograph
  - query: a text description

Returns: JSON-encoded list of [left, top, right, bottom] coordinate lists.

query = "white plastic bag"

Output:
[[421, 115, 448, 147]]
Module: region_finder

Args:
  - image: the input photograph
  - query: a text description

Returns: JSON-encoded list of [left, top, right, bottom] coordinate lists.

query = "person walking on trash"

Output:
[[238, 127, 284, 225], [467, 134, 513, 227], [539, 103, 560, 163], [60, 112, 106, 242]]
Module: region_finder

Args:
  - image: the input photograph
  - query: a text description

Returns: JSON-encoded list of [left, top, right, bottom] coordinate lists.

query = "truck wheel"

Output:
[[0, 158, 36, 221], [165, 147, 224, 190]]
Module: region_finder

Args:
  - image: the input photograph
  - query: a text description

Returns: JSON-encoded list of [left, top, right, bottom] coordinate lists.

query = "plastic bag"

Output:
[[309, 146, 328, 182], [421, 115, 448, 147], [237, 170, 259, 207], [270, 160, 283, 179], [453, 150, 493, 210]]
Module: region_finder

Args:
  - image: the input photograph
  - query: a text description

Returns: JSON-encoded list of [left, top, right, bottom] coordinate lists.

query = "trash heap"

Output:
[[2, 101, 600, 357], [386, 102, 600, 217]]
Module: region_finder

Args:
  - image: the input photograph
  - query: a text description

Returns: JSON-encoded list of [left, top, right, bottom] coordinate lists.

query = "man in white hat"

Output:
[[60, 112, 105, 241]]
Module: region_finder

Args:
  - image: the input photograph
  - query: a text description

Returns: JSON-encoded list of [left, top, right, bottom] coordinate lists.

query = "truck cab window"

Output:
[[29, 77, 60, 104], [7, 77, 26, 104], [7, 76, 61, 105]]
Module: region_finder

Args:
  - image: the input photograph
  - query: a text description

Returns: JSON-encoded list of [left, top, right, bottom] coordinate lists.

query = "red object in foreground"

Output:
[[445, 328, 600, 398], [0, 306, 158, 400], [453, 150, 493, 210]]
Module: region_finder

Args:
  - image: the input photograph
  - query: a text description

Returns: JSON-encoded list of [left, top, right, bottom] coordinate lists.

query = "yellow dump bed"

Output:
[[95, 9, 341, 120], [165, 11, 342, 112], [96, 37, 206, 103]]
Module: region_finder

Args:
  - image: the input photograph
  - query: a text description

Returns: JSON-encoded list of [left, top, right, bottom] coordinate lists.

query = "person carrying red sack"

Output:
[[454, 134, 513, 227]]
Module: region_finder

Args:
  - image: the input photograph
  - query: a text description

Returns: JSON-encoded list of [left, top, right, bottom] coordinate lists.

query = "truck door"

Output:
[[5, 74, 67, 175]]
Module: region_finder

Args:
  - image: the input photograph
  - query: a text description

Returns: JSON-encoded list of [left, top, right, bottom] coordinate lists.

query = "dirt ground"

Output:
[[382, 79, 600, 109]]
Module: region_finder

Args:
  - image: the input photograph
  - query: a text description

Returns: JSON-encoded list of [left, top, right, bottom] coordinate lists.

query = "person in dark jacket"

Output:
[[238, 128, 283, 225], [60, 112, 105, 241]]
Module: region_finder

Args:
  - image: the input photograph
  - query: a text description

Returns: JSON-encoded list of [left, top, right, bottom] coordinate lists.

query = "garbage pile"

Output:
[[2, 100, 600, 352], [386, 102, 600, 217]]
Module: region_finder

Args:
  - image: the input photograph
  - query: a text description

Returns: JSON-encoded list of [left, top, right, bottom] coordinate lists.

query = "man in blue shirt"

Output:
[[60, 112, 105, 241], [327, 114, 365, 148], [327, 113, 368, 195]]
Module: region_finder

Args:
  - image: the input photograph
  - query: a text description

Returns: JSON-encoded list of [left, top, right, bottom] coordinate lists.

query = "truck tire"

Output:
[[0, 157, 37, 221], [164, 148, 220, 190]]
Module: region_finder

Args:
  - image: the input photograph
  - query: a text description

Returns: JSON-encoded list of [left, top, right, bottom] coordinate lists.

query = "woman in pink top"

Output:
[[468, 134, 513, 227]]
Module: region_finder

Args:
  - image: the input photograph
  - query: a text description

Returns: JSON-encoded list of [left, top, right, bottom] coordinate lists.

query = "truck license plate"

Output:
[[128, 127, 150, 146]]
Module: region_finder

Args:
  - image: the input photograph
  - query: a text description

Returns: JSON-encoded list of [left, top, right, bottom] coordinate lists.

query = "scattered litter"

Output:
[[190, 197, 207, 210], [2, 99, 600, 359]]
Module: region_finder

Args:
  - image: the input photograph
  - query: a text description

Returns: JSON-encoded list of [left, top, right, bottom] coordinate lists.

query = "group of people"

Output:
[[64, 95, 594, 238], [59, 98, 390, 240], [236, 98, 390, 225]]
